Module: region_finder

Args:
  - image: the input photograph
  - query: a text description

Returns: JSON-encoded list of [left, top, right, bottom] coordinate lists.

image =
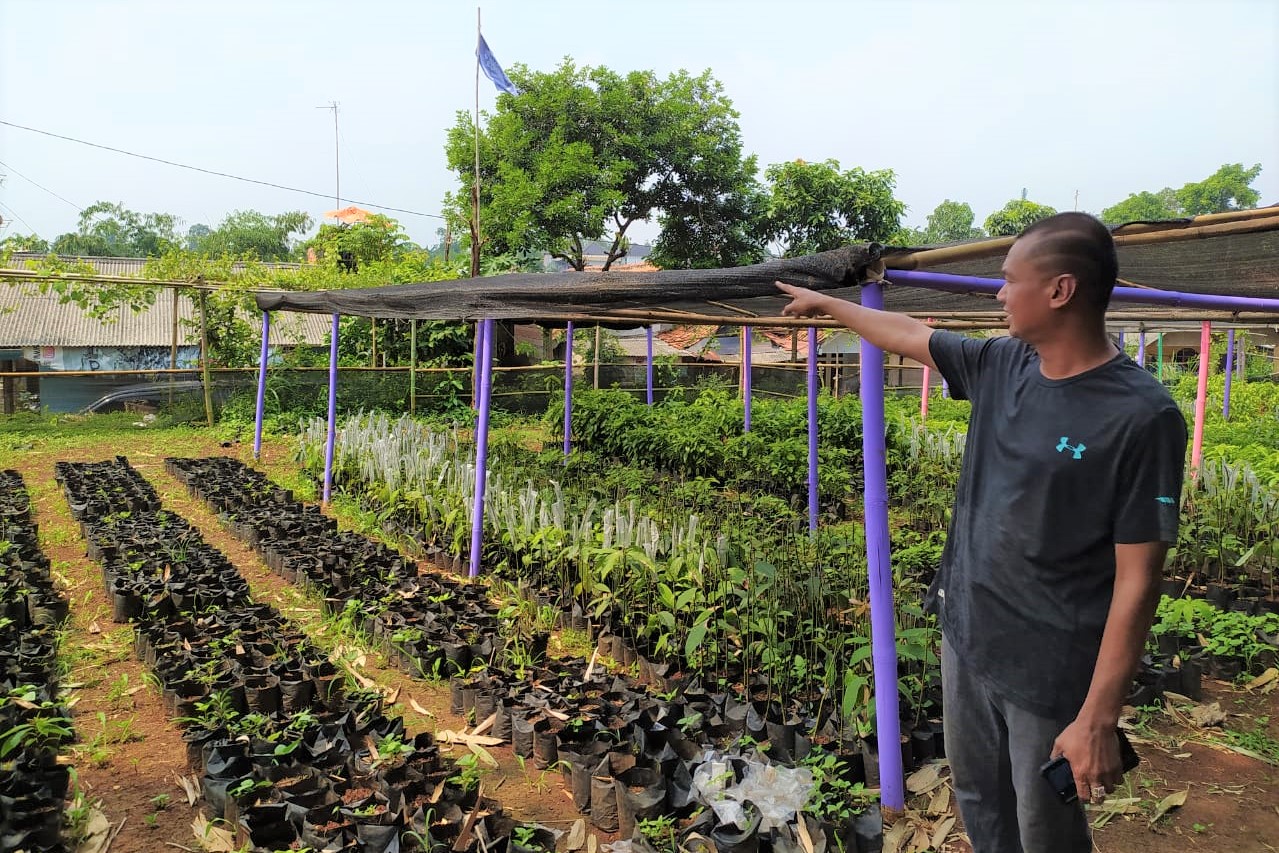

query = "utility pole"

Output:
[[1074, 189, 1080, 211], [316, 101, 340, 208]]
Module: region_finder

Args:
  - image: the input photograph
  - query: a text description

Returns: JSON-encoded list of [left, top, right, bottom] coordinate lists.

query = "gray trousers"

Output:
[[942, 635, 1092, 853]]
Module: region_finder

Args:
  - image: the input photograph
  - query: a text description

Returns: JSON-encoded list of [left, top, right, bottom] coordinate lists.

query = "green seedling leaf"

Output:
[[467, 741, 499, 769]]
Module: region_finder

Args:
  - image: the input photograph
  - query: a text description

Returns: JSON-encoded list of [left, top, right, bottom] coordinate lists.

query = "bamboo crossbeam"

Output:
[[887, 212, 1279, 270]]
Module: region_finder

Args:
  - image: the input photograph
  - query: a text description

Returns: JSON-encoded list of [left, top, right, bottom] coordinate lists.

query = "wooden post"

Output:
[[371, 318, 377, 367], [198, 291, 214, 427], [410, 319, 417, 415]]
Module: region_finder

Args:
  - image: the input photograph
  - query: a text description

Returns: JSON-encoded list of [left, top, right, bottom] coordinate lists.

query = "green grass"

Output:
[[1223, 718, 1279, 763]]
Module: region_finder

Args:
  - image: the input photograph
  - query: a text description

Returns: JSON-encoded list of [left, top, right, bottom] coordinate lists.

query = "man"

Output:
[[777, 212, 1187, 853]]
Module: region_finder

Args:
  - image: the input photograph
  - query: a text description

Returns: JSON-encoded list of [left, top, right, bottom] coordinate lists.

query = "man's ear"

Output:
[[1048, 273, 1079, 309]]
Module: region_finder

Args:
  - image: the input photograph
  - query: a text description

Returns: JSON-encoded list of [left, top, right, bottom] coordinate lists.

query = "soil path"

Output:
[[4, 431, 584, 853]]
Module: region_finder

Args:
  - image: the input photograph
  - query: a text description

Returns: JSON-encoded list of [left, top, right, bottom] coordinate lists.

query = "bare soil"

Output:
[[3, 426, 1276, 852]]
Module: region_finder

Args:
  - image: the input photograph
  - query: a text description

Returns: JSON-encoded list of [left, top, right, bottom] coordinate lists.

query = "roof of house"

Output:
[[0, 284, 330, 348], [657, 325, 718, 351], [613, 334, 686, 359]]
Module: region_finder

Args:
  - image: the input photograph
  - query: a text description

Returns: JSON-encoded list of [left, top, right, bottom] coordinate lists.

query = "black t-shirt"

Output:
[[926, 331, 1187, 719]]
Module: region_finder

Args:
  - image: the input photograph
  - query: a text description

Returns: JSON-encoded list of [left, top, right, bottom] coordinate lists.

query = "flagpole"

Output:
[[471, 6, 482, 407]]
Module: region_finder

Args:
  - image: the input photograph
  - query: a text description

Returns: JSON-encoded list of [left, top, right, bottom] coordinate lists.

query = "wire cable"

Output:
[[0, 159, 84, 212], [0, 119, 445, 220], [0, 200, 43, 238]]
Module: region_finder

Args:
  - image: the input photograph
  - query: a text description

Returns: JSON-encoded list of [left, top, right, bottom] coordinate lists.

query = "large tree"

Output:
[[1099, 189, 1179, 225], [50, 201, 179, 257], [1100, 163, 1263, 224], [445, 60, 764, 271], [189, 210, 312, 260], [983, 198, 1058, 237], [895, 199, 984, 245], [762, 159, 905, 256], [1175, 162, 1263, 216]]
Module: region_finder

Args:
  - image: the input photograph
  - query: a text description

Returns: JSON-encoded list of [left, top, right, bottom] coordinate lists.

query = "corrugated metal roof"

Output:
[[0, 284, 330, 347]]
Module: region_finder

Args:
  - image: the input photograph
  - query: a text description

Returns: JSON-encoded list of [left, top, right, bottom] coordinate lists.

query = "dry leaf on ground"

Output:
[[1149, 789, 1189, 825]]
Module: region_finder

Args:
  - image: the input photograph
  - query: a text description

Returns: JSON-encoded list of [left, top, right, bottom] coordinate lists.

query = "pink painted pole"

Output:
[[743, 325, 752, 432], [920, 364, 930, 420], [1190, 321, 1211, 474], [646, 326, 655, 406]]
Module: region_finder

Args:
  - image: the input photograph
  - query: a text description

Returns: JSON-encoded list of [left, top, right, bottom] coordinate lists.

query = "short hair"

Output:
[[1018, 212, 1118, 312]]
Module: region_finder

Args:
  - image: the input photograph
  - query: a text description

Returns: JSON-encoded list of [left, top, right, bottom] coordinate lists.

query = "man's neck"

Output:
[[1032, 325, 1117, 380]]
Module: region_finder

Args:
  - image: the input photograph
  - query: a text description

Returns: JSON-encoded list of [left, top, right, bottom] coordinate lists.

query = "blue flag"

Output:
[[477, 34, 519, 96]]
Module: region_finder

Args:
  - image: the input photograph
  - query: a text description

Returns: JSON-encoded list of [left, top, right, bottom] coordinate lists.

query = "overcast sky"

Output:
[[1, 0, 1275, 250]]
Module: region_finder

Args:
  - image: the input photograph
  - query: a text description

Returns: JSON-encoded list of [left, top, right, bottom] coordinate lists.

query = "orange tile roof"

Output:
[[657, 324, 718, 351]]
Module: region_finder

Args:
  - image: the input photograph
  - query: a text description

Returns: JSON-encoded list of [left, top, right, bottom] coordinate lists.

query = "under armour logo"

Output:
[[1056, 436, 1086, 459]]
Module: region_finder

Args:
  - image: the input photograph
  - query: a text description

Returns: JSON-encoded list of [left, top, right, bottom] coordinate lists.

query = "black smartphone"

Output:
[[1039, 729, 1140, 803]]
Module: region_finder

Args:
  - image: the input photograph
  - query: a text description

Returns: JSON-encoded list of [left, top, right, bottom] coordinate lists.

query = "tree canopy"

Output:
[[445, 60, 763, 271], [0, 233, 49, 253], [762, 159, 905, 257], [188, 210, 313, 261], [983, 198, 1058, 237], [49, 201, 180, 258], [893, 199, 985, 245], [1100, 163, 1263, 224], [301, 214, 416, 271]]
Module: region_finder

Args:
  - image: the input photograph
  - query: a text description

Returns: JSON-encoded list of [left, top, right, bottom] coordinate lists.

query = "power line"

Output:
[[0, 159, 84, 212], [0, 200, 43, 238], [0, 119, 445, 220]]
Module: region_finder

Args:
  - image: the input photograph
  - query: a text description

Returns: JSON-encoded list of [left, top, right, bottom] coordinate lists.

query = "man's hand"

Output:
[[776, 282, 835, 318], [774, 279, 937, 368], [1051, 718, 1122, 804]]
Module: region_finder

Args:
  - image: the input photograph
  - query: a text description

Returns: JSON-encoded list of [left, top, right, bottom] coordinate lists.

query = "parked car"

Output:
[[79, 380, 237, 414]]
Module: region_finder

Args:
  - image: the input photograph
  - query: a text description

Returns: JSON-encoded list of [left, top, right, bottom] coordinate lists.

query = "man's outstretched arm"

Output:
[[776, 281, 938, 369]]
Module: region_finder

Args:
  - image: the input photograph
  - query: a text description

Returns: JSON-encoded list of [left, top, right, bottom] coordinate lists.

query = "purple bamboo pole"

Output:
[[1237, 335, 1246, 380], [807, 327, 818, 532], [1137, 330, 1147, 367], [887, 269, 1279, 312], [859, 282, 904, 811], [1118, 330, 1125, 352], [253, 311, 270, 461], [322, 313, 339, 504], [468, 319, 495, 578], [743, 325, 753, 432], [941, 377, 949, 399], [1224, 329, 1235, 420], [563, 321, 574, 460], [646, 326, 654, 406]]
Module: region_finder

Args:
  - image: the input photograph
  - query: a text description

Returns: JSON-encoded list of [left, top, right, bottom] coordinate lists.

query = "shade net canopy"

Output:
[[254, 209, 1279, 323]]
